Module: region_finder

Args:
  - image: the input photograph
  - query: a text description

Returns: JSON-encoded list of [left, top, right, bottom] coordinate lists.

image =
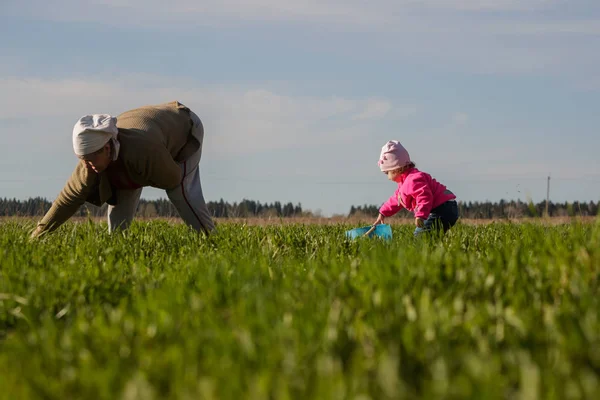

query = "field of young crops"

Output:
[[1, 218, 599, 399]]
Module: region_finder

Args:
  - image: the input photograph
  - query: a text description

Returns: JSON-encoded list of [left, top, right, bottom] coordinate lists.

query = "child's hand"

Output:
[[415, 217, 425, 228], [374, 214, 385, 226]]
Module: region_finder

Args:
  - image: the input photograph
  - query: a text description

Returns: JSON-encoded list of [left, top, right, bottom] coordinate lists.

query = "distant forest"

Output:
[[1, 197, 598, 219], [350, 200, 599, 219], [0, 198, 304, 219]]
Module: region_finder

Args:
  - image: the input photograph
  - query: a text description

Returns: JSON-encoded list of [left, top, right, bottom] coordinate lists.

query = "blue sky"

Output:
[[1, 0, 599, 216]]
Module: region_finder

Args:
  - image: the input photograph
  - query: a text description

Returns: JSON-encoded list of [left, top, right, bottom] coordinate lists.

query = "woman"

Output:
[[31, 100, 215, 238]]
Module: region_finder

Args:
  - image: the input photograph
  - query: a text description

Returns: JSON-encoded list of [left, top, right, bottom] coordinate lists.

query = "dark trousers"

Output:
[[414, 200, 459, 237]]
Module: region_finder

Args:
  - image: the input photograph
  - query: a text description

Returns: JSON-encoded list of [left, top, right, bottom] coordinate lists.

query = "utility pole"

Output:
[[545, 175, 550, 217]]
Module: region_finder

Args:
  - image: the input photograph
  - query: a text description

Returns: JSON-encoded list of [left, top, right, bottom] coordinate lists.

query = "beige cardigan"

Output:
[[34, 101, 199, 236]]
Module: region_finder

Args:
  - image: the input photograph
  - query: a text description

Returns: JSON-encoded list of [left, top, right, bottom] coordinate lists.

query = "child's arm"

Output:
[[379, 188, 403, 218], [411, 175, 434, 219]]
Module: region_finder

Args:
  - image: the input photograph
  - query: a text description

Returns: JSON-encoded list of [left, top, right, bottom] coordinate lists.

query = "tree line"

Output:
[[349, 199, 599, 219], [1, 197, 598, 219], [0, 197, 304, 218]]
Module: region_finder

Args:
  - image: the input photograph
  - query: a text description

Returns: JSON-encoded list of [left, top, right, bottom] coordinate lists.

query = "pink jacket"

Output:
[[379, 168, 456, 219]]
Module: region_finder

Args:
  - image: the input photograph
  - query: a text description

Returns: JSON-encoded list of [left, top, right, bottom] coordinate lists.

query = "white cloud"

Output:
[[3, 0, 599, 85], [408, 0, 561, 12], [492, 20, 600, 36], [0, 76, 415, 155], [452, 113, 469, 125], [1, 0, 581, 28], [352, 99, 392, 120], [0, 78, 118, 119]]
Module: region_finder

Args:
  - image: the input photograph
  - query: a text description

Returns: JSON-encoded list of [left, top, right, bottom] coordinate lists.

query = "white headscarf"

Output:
[[72, 114, 120, 160]]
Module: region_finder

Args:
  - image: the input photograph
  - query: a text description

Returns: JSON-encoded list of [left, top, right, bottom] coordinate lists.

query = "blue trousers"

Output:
[[414, 200, 459, 237]]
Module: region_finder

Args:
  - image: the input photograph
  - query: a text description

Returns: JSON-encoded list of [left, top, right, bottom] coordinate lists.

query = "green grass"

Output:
[[1, 219, 599, 399]]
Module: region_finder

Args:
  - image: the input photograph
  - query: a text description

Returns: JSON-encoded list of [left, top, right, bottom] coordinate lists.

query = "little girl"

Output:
[[374, 140, 459, 236]]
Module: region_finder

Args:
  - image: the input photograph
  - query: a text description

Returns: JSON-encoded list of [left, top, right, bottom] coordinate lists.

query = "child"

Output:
[[373, 140, 459, 236]]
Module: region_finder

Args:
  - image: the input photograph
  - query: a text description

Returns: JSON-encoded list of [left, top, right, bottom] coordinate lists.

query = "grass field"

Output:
[[1, 218, 599, 399]]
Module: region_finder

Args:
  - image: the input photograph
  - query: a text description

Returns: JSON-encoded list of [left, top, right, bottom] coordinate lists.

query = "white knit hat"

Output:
[[72, 114, 120, 160], [378, 140, 411, 172]]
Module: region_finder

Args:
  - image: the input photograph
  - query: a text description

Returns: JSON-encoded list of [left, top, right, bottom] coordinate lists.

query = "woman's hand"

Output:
[[30, 226, 43, 240], [415, 217, 425, 228]]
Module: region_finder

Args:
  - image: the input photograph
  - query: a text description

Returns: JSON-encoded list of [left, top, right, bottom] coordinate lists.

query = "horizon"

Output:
[[2, 194, 597, 218]]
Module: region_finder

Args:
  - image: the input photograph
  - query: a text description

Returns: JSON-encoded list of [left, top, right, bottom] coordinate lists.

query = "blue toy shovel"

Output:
[[345, 224, 393, 241]]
